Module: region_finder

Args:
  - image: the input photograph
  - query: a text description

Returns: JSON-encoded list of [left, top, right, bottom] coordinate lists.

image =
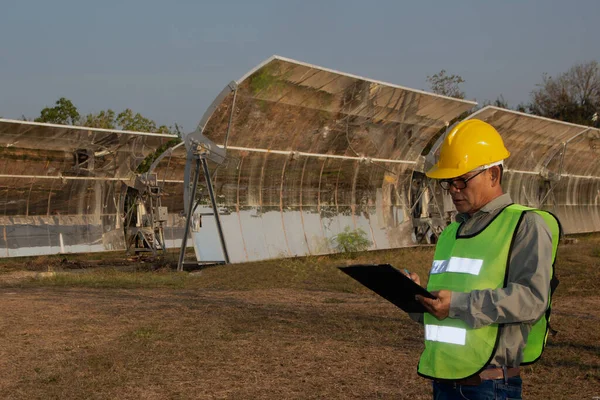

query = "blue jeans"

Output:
[[432, 376, 522, 400]]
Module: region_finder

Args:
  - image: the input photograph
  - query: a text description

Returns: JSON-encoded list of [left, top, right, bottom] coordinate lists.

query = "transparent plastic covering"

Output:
[[186, 55, 476, 263], [457, 107, 600, 234], [0, 119, 177, 256]]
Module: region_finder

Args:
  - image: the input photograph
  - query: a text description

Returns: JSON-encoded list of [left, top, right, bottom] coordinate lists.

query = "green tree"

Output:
[[81, 109, 117, 129], [35, 97, 80, 125], [481, 95, 510, 109], [515, 103, 529, 113], [426, 70, 466, 99], [82, 108, 181, 135], [528, 60, 600, 127], [34, 97, 183, 135], [116, 108, 172, 133], [492, 95, 509, 109]]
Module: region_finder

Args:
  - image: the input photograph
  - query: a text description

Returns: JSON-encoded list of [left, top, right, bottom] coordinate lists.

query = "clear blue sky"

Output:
[[1, 0, 598, 132]]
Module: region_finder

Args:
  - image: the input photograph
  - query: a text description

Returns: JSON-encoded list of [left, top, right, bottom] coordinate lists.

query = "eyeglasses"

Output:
[[439, 169, 486, 190]]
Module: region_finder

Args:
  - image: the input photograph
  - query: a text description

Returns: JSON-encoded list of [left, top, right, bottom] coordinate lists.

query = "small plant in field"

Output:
[[330, 226, 372, 253], [131, 327, 158, 340]]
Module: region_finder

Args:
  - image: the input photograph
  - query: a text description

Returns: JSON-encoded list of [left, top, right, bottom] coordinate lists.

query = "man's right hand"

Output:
[[402, 270, 422, 286]]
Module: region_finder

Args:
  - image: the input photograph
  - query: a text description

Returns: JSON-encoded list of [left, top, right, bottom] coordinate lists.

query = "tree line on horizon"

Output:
[[20, 59, 600, 132], [426, 60, 599, 128], [26, 100, 183, 137]]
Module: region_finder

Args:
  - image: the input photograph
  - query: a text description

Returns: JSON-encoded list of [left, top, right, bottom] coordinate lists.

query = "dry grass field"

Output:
[[0, 235, 598, 399]]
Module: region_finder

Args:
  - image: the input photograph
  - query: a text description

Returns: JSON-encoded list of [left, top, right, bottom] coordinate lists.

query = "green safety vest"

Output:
[[417, 204, 561, 380]]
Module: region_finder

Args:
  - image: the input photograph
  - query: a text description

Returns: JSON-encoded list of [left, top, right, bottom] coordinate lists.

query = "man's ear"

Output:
[[489, 166, 501, 186]]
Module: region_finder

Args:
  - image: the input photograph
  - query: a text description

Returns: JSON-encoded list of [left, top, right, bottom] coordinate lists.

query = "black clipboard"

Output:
[[338, 264, 436, 313]]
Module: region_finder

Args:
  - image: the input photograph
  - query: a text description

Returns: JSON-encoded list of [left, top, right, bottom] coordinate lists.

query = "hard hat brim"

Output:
[[425, 165, 467, 180], [426, 158, 508, 179]]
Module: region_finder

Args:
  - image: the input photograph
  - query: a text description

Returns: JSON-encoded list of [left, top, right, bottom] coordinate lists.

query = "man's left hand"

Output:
[[416, 290, 452, 320]]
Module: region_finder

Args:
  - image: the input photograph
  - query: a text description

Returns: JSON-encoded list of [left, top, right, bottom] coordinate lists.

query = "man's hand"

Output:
[[416, 290, 452, 320], [401, 270, 421, 286]]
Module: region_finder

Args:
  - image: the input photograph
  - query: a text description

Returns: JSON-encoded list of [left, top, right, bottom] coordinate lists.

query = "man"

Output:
[[406, 119, 561, 400]]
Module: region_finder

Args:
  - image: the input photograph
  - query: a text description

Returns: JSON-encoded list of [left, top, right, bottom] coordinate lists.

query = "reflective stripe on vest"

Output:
[[431, 257, 484, 275], [425, 325, 467, 345]]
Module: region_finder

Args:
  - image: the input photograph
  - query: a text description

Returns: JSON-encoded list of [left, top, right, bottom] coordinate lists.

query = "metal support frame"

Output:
[[177, 153, 230, 271], [124, 186, 167, 257], [200, 155, 230, 264], [178, 157, 201, 271], [538, 179, 555, 208]]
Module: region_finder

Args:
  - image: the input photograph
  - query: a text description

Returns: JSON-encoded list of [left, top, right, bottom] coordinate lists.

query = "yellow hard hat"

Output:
[[426, 119, 510, 179]]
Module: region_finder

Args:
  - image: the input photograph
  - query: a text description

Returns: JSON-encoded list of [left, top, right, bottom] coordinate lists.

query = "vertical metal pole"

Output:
[[223, 88, 238, 150], [177, 157, 201, 271], [201, 155, 230, 264]]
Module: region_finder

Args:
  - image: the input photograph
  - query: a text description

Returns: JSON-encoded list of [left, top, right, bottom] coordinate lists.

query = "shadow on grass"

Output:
[[547, 341, 600, 354]]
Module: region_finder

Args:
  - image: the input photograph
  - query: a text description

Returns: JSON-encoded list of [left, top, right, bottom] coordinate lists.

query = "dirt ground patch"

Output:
[[0, 287, 428, 399], [0, 288, 597, 399], [0, 235, 598, 399]]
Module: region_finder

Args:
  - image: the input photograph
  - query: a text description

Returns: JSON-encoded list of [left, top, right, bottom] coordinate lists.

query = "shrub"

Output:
[[330, 226, 372, 253]]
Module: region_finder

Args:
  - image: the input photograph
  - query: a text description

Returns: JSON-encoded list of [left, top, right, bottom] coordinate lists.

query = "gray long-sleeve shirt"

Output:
[[413, 193, 554, 367]]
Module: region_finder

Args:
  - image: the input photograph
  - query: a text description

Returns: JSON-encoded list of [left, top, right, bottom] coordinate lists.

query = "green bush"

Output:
[[330, 226, 372, 253]]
